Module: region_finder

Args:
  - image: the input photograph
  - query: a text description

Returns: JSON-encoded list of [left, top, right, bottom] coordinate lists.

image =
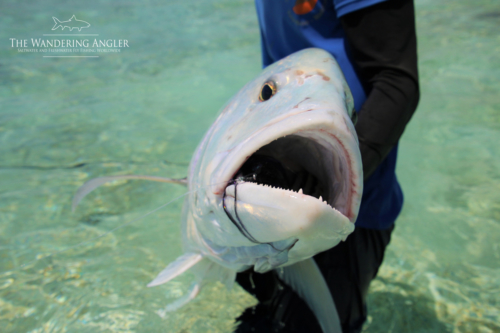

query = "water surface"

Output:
[[0, 0, 499, 332]]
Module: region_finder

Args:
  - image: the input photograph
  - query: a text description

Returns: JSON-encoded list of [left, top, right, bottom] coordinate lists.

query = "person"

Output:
[[234, 0, 420, 332]]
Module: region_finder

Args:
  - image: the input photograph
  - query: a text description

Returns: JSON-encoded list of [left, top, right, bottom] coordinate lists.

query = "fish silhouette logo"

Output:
[[52, 15, 90, 32]]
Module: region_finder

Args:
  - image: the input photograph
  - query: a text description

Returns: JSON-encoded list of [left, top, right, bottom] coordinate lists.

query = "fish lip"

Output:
[[225, 182, 346, 218], [212, 109, 362, 222], [224, 182, 353, 244]]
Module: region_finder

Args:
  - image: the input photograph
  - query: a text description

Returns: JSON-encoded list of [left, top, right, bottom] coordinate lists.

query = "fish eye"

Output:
[[259, 80, 277, 102]]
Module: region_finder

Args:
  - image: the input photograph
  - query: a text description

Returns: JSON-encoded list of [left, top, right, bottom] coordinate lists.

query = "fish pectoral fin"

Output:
[[148, 252, 203, 287], [156, 282, 201, 317], [190, 257, 237, 290], [277, 258, 342, 333], [152, 256, 238, 316], [72, 175, 188, 212]]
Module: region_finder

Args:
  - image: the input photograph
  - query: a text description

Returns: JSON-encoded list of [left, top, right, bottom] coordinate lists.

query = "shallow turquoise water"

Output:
[[0, 0, 499, 332]]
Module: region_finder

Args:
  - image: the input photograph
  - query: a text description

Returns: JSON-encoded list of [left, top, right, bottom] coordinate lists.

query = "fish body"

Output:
[[52, 15, 90, 32], [150, 48, 362, 331], [178, 47, 362, 268], [74, 48, 363, 332]]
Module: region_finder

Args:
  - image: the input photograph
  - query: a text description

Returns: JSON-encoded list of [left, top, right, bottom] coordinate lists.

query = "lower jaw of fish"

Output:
[[223, 182, 354, 264]]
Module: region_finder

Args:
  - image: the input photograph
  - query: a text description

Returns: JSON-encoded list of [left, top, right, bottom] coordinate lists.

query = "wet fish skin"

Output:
[[74, 48, 363, 333], [151, 48, 362, 332]]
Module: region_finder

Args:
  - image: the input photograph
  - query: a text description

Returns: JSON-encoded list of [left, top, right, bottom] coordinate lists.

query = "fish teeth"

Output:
[[298, 188, 303, 194], [319, 195, 323, 201]]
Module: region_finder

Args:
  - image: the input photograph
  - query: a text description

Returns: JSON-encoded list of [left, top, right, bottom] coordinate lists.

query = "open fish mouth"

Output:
[[225, 130, 354, 221]]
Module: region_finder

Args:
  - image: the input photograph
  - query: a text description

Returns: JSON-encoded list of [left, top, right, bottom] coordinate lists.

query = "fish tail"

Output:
[[52, 17, 62, 30]]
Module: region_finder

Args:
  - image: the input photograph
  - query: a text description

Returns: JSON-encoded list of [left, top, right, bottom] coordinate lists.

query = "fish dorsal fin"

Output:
[[147, 252, 202, 287], [277, 258, 342, 333], [72, 175, 188, 211]]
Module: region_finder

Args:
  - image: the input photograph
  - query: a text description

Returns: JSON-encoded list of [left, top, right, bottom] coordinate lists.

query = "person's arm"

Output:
[[340, 0, 420, 180]]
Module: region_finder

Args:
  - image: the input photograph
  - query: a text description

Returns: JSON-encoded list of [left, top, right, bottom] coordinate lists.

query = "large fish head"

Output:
[[186, 48, 362, 271]]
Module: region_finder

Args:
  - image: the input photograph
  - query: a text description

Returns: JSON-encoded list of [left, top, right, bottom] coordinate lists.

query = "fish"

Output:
[[52, 15, 90, 32], [73, 48, 363, 333]]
